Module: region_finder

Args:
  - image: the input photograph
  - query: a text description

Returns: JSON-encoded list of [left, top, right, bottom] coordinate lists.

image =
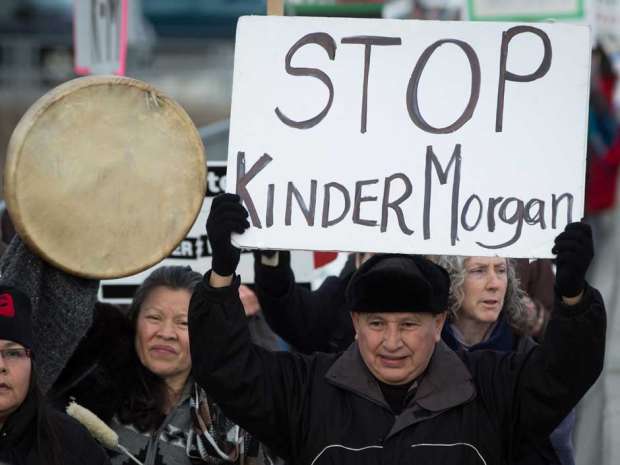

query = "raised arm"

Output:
[[254, 250, 354, 353], [189, 194, 313, 460], [519, 222, 605, 431], [472, 222, 606, 457]]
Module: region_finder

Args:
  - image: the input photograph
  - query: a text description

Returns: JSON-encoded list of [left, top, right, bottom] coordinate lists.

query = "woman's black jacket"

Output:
[[0, 388, 111, 465]]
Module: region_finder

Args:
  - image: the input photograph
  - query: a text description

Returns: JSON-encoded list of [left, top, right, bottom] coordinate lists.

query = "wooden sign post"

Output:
[[268, 0, 285, 16]]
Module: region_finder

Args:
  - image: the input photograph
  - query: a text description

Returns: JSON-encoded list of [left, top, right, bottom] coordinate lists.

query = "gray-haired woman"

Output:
[[434, 255, 575, 465], [433, 256, 529, 352]]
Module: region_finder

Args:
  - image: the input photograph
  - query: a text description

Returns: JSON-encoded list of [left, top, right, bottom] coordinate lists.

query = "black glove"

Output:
[[206, 194, 250, 276], [551, 222, 594, 298]]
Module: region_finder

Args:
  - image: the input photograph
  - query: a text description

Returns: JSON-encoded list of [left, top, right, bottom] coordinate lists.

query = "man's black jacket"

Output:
[[189, 276, 606, 465]]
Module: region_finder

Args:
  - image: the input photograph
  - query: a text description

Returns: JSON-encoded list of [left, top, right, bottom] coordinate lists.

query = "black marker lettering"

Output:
[[266, 184, 275, 228], [552, 193, 573, 228], [285, 180, 318, 226], [461, 194, 483, 231], [496, 26, 552, 132], [423, 144, 462, 245], [524, 198, 546, 228], [381, 173, 413, 234], [322, 182, 351, 227], [477, 197, 524, 249], [341, 36, 402, 133], [236, 152, 273, 228], [487, 196, 504, 232], [353, 179, 379, 227], [275, 33, 337, 129], [407, 40, 481, 134]]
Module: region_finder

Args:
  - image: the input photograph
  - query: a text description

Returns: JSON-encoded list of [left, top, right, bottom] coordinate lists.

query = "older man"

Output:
[[188, 194, 606, 465]]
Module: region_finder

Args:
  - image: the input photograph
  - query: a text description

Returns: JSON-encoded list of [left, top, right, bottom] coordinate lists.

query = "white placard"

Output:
[[227, 16, 590, 258], [466, 0, 585, 21], [99, 162, 314, 304]]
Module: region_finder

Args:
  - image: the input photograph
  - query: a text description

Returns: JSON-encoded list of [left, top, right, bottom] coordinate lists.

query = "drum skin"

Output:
[[5, 76, 207, 279]]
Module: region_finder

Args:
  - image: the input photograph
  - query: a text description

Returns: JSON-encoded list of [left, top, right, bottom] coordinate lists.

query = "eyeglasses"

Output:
[[0, 348, 32, 364]]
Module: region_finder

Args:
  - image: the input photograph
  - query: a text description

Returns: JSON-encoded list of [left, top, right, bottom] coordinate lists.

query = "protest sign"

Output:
[[227, 16, 590, 258], [74, 0, 128, 75], [99, 162, 315, 304]]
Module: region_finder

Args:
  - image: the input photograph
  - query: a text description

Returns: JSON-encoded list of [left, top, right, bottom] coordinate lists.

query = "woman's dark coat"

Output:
[[0, 388, 111, 465]]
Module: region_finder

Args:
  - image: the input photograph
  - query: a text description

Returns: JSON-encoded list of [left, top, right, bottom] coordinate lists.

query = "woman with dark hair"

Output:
[[57, 265, 265, 465], [115, 265, 203, 434], [434, 256, 575, 465], [115, 266, 266, 465], [0, 285, 110, 465]]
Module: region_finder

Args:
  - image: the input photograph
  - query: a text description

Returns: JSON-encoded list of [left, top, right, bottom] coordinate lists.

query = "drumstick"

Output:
[[66, 401, 144, 465]]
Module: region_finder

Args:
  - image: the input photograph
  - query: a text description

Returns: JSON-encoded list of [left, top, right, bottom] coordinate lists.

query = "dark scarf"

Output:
[[442, 311, 514, 353]]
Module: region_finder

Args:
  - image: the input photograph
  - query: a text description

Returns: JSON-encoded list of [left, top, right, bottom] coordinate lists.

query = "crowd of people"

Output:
[[0, 188, 607, 465], [0, 38, 617, 465]]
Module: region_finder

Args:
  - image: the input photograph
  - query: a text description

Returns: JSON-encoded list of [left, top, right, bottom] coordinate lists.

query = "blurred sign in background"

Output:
[[74, 0, 128, 75]]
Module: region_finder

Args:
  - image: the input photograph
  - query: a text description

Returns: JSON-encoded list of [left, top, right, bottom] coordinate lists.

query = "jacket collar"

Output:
[[442, 311, 514, 353], [414, 341, 476, 412], [325, 340, 476, 414], [325, 342, 388, 409]]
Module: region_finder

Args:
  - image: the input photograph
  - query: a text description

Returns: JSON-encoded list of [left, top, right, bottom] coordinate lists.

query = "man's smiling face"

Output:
[[351, 311, 446, 385]]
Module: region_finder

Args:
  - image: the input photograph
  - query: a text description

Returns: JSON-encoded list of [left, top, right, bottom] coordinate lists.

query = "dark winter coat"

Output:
[[256, 254, 576, 464], [49, 303, 135, 423], [188, 275, 606, 465], [0, 386, 110, 465], [443, 313, 574, 465], [254, 253, 355, 353]]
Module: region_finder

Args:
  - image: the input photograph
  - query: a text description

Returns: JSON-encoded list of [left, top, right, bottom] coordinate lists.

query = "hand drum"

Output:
[[4, 76, 207, 278]]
